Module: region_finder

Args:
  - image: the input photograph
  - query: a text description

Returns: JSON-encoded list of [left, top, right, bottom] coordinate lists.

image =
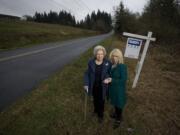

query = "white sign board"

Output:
[[124, 38, 142, 59], [123, 31, 156, 88]]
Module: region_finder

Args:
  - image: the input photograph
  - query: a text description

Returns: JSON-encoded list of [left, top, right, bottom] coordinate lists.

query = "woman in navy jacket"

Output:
[[84, 45, 111, 122]]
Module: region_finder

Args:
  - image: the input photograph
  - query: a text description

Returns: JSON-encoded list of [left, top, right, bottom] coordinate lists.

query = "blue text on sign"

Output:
[[128, 39, 141, 46]]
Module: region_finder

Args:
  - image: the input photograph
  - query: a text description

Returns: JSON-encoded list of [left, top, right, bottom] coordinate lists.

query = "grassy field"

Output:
[[0, 19, 99, 50], [0, 36, 179, 135]]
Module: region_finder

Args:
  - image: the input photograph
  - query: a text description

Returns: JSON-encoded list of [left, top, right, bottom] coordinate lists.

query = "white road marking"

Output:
[[0, 45, 63, 62], [0, 34, 109, 62]]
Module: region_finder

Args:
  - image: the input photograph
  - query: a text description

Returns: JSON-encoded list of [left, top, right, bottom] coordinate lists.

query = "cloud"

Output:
[[0, 0, 148, 20]]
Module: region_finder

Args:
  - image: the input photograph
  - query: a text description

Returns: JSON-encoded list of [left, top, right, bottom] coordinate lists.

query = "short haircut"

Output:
[[109, 48, 124, 64], [93, 45, 107, 56]]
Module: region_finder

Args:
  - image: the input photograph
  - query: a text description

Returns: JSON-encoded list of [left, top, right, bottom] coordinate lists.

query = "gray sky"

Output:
[[0, 0, 148, 20]]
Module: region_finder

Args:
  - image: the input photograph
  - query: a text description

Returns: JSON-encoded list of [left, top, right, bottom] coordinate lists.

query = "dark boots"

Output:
[[110, 107, 123, 129]]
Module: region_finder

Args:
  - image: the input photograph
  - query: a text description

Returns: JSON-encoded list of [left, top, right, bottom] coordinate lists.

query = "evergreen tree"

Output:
[[28, 10, 112, 33], [141, 0, 180, 42], [114, 2, 139, 34]]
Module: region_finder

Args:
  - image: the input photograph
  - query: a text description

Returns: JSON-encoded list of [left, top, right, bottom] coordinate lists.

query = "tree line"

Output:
[[26, 10, 112, 33], [114, 0, 180, 43], [76, 10, 112, 32]]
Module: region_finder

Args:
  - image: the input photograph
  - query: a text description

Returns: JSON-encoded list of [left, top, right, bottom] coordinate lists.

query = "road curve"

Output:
[[0, 32, 112, 111]]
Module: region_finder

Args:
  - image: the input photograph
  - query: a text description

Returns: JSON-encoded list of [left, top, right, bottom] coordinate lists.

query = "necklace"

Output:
[[95, 60, 103, 65]]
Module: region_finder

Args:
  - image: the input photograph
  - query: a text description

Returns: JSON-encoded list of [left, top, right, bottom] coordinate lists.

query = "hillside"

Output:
[[0, 20, 99, 50]]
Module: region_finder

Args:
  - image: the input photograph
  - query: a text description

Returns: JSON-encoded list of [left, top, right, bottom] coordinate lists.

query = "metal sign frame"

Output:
[[123, 31, 156, 88]]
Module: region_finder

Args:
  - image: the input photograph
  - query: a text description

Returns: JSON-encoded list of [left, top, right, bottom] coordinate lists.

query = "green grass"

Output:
[[0, 19, 99, 50], [0, 36, 179, 135]]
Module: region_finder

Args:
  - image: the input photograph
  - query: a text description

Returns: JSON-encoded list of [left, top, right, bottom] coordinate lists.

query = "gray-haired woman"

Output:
[[83, 45, 111, 123]]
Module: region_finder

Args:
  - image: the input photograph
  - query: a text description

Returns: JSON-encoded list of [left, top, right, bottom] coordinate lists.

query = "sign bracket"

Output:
[[123, 31, 156, 88]]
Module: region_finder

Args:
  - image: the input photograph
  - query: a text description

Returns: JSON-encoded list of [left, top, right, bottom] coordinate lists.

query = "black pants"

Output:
[[115, 107, 122, 121], [93, 86, 104, 118]]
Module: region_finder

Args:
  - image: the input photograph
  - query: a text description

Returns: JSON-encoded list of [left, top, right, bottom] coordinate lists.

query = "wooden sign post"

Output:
[[123, 31, 156, 88]]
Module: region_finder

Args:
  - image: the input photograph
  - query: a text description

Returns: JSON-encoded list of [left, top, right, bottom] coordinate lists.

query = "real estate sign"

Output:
[[124, 38, 142, 59]]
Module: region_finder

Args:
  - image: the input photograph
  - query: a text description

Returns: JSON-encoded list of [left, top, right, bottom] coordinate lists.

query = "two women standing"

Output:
[[84, 45, 127, 128]]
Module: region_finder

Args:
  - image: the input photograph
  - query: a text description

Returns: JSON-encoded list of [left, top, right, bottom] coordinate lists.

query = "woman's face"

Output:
[[111, 54, 119, 64], [96, 50, 104, 61]]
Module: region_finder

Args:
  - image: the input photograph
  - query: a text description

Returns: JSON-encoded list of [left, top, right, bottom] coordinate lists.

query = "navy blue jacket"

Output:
[[84, 58, 112, 100]]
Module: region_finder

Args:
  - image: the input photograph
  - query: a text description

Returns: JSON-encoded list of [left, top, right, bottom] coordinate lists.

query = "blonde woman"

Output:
[[83, 45, 111, 123], [107, 48, 128, 128]]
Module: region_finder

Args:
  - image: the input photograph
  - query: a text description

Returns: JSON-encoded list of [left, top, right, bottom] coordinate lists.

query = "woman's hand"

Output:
[[103, 78, 112, 84], [84, 86, 88, 93]]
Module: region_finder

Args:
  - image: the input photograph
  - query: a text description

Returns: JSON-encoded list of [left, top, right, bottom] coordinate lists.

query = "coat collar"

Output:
[[89, 58, 109, 73]]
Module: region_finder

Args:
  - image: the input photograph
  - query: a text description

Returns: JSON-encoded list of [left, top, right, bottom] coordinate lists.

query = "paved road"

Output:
[[0, 33, 112, 111]]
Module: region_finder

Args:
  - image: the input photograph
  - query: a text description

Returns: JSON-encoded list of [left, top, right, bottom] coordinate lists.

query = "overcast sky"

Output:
[[0, 0, 148, 20]]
